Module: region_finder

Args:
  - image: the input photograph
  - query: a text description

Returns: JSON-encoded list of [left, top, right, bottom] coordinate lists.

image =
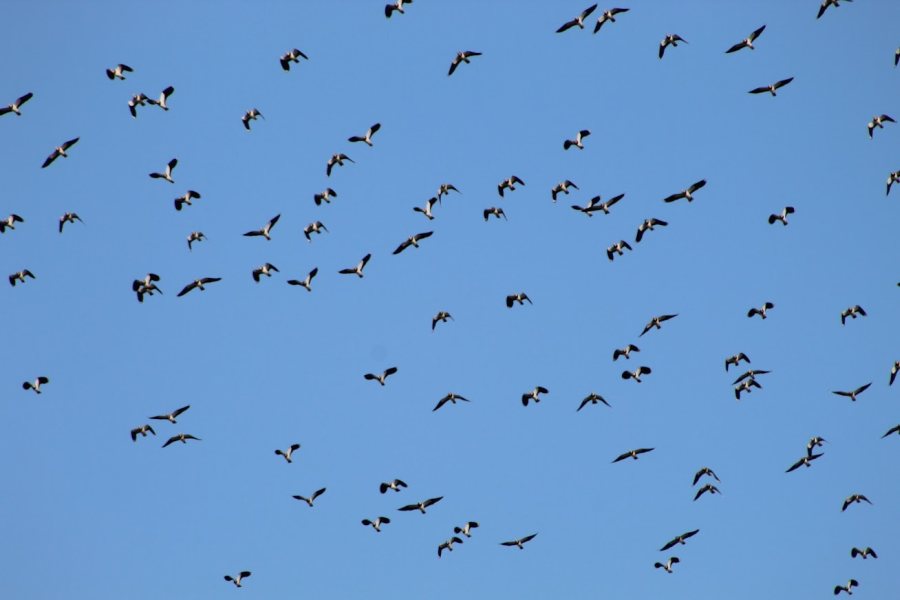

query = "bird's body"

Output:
[[747, 302, 775, 319], [0, 213, 24, 233], [174, 190, 200, 211], [287, 268, 318, 292], [635, 218, 668, 242], [551, 180, 578, 202], [41, 137, 80, 168], [840, 305, 867, 325], [224, 572, 251, 588], [557, 4, 597, 33], [833, 579, 859, 596], [574, 193, 623, 217], [150, 405, 190, 424], [393, 231, 434, 255], [177, 277, 222, 297], [130, 424, 156, 441], [432, 311, 453, 331], [483, 207, 507, 221], [613, 344, 640, 361], [749, 77, 794, 96], [734, 378, 762, 400], [521, 386, 549, 406], [577, 392, 610, 411], [162, 433, 201, 448], [147, 86, 174, 110], [438, 536, 463, 557], [303, 220, 328, 242], [768, 206, 795, 225], [293, 487, 326, 507], [385, 0, 412, 18], [437, 183, 460, 202], [128, 93, 149, 118], [725, 25, 766, 53], [593, 8, 629, 34], [244, 214, 280, 241], [640, 314, 677, 337], [9, 269, 36, 287], [448, 51, 481, 76], [149, 158, 178, 183], [606, 239, 632, 261], [338, 254, 371, 278], [659, 529, 699, 551], [132, 273, 162, 303], [242, 108, 264, 131], [663, 180, 706, 203], [818, 0, 852, 19], [498, 175, 525, 197], [887, 170, 900, 196], [364, 366, 398, 386], [832, 383, 872, 402], [621, 366, 652, 383], [506, 292, 532, 308], [280, 48, 308, 71], [500, 533, 538, 549], [380, 479, 408, 494], [58, 212, 84, 234], [314, 188, 337, 206], [252, 263, 279, 282], [348, 122, 381, 146], [654, 557, 680, 573], [186, 231, 206, 251], [850, 547, 877, 559], [275, 443, 301, 463], [0, 92, 33, 117], [563, 130, 590, 150], [786, 452, 824, 473], [454, 522, 479, 537], [398, 496, 443, 514], [362, 517, 390, 532], [613, 447, 654, 463], [841, 494, 872, 512], [693, 467, 720, 486], [22, 376, 49, 394], [326, 153, 354, 177], [867, 114, 895, 138], [659, 34, 687, 59], [725, 353, 751, 371], [433, 392, 470, 412]]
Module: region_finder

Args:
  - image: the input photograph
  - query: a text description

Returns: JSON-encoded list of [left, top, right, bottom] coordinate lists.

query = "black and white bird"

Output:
[[413, 197, 438, 220], [725, 353, 751, 371], [483, 207, 507, 221], [747, 302, 775, 319], [275, 443, 301, 463], [361, 517, 391, 532], [398, 496, 443, 514], [890, 361, 899, 386], [150, 405, 190, 424], [132, 273, 162, 303], [380, 479, 408, 494], [613, 344, 640, 361], [303, 221, 328, 242], [364, 367, 398, 386], [659, 34, 687, 59], [436, 183, 460, 202], [149, 158, 177, 183], [280, 48, 308, 71], [314, 188, 338, 206], [186, 231, 206, 251], [0, 92, 33, 117], [243, 214, 280, 241], [807, 436, 827, 456], [612, 448, 654, 463], [659, 529, 699, 551], [162, 433, 201, 448], [577, 392, 610, 412], [41, 137, 80, 168], [498, 175, 525, 197], [850, 547, 878, 560], [575, 193, 624, 217], [223, 572, 251, 588], [732, 369, 772, 386], [551, 180, 579, 202], [500, 533, 538, 549], [177, 277, 222, 297], [338, 254, 371, 278], [663, 180, 706, 203], [393, 231, 434, 255], [867, 114, 895, 138], [454, 522, 479, 538], [506, 292, 532, 308], [0, 213, 24, 233], [563, 130, 590, 150], [786, 453, 824, 473], [593, 8, 629, 34], [448, 51, 482, 76], [840, 305, 867, 325], [385, 0, 412, 18], [693, 467, 720, 485], [841, 494, 872, 512], [749, 77, 794, 96], [22, 376, 49, 394], [9, 269, 36, 287], [251, 263, 279, 282], [521, 386, 549, 406], [640, 314, 677, 337], [621, 366, 652, 383], [287, 268, 318, 292], [734, 377, 762, 400], [438, 537, 464, 558], [557, 4, 597, 33], [348, 123, 381, 146], [242, 108, 264, 131], [433, 393, 470, 412], [106, 63, 133, 80], [293, 487, 326, 507], [128, 93, 150, 118], [654, 557, 680, 573], [725, 25, 766, 53], [432, 311, 453, 331], [833, 579, 859, 596], [832, 383, 872, 402], [606, 240, 632, 261], [130, 424, 156, 442], [887, 170, 900, 196], [326, 153, 354, 177], [147, 86, 174, 110], [174, 190, 201, 211], [768, 206, 795, 225], [635, 218, 668, 242], [818, 0, 852, 19]]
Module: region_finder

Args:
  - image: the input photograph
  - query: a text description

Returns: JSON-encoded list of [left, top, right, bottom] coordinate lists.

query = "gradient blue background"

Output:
[[1, 1, 897, 598]]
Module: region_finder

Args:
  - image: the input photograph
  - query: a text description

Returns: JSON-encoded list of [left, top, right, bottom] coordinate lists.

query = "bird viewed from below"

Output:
[[149, 158, 177, 183], [0, 92, 33, 117], [58, 211, 84, 233], [380, 479, 407, 494], [725, 25, 766, 53], [128, 93, 149, 118], [433, 392, 470, 412], [840, 305, 867, 325], [392, 231, 433, 255], [654, 556, 680, 573], [693, 467, 720, 486], [551, 179, 578, 202], [850, 547, 877, 559], [186, 231, 206, 250], [497, 175, 525, 197], [448, 51, 481, 76], [831, 383, 871, 402], [785, 452, 824, 473], [364, 366, 398, 386], [242, 108, 264, 131], [314, 188, 337, 206], [177, 277, 222, 297], [348, 122, 381, 146], [593, 7, 629, 34], [275, 443, 300, 463], [431, 311, 453, 330], [147, 86, 174, 110], [150, 405, 190, 424], [454, 522, 479, 538], [640, 314, 678, 337], [251, 262, 279, 282], [106, 63, 133, 80], [635, 218, 667, 242], [749, 77, 794, 96], [577, 392, 610, 411], [606, 239, 632, 261], [174, 190, 201, 211], [384, 0, 412, 19], [662, 180, 706, 203], [613, 344, 640, 361], [557, 4, 597, 33], [887, 170, 900, 195], [436, 183, 460, 202], [130, 424, 156, 442], [132, 272, 162, 303], [659, 34, 687, 59], [521, 386, 549, 406], [280, 48, 308, 71], [292, 487, 326, 507], [223, 572, 251, 588], [303, 220, 328, 242], [243, 214, 280, 241], [326, 153, 354, 177], [747, 302, 775, 319], [768, 206, 795, 225], [0, 213, 24, 233], [286, 267, 318, 292], [724, 353, 751, 371], [483, 206, 507, 221], [659, 529, 699, 551], [734, 377, 762, 400], [361, 517, 390, 532], [867, 114, 895, 138], [841, 494, 872, 512], [398, 496, 443, 514], [506, 292, 532, 308], [162, 433, 201, 448], [833, 579, 859, 596], [890, 361, 899, 386], [613, 447, 654, 463], [41, 137, 80, 169], [621, 366, 652, 383], [22, 376, 50, 394], [338, 253, 371, 277], [563, 129, 590, 150], [500, 533, 537, 549], [9, 269, 36, 287], [437, 536, 463, 557], [818, 0, 852, 20]]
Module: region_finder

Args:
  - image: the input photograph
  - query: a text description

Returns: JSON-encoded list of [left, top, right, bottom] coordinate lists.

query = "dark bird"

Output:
[[287, 267, 318, 292], [734, 378, 762, 400], [557, 4, 597, 33], [551, 180, 579, 202], [606, 240, 632, 261], [747, 302, 775, 319], [41, 137, 80, 168], [242, 108, 264, 131], [243, 214, 280, 241], [380, 479, 408, 494], [635, 218, 668, 242], [393, 231, 434, 255], [293, 487, 326, 507], [364, 367, 398, 386], [521, 386, 549, 406], [361, 517, 391, 532], [448, 51, 482, 76], [162, 433, 201, 448], [498, 175, 525, 197], [887, 170, 900, 195], [9, 269, 36, 287], [128, 93, 149, 118], [500, 533, 538, 549], [130, 424, 156, 442], [640, 314, 677, 337], [786, 453, 824, 473], [22, 376, 49, 394], [749, 77, 794, 96], [695, 484, 723, 500], [613, 448, 654, 463], [563, 130, 590, 150], [654, 557, 680, 573], [896, 47, 899, 67], [483, 207, 507, 221], [731, 370, 771, 385], [280, 48, 308, 71], [768, 206, 795, 225], [725, 353, 751, 371], [659, 529, 699, 551], [890, 361, 899, 386], [147, 86, 174, 110], [348, 122, 381, 146], [433, 392, 470, 412], [132, 273, 162, 303], [224, 572, 251, 588], [432, 311, 453, 331], [659, 34, 687, 59], [840, 305, 867, 325], [454, 522, 479, 537], [0, 213, 24, 233], [177, 277, 222, 297], [818, 0, 852, 19], [693, 467, 720, 486], [174, 190, 201, 211], [807, 436, 827, 456], [850, 547, 877, 559], [251, 263, 279, 282], [150, 405, 190, 423], [436, 183, 460, 202], [275, 443, 301, 463], [577, 392, 610, 412], [438, 537, 464, 557], [338, 254, 371, 278], [106, 63, 133, 80], [303, 220, 329, 242], [0, 92, 33, 117], [186, 231, 206, 251], [833, 579, 859, 596], [573, 193, 624, 217], [593, 8, 629, 34], [385, 0, 412, 18], [326, 153, 354, 177], [314, 188, 338, 206], [613, 344, 640, 361], [883, 424, 900, 438], [621, 366, 652, 383], [867, 114, 895, 138], [506, 292, 532, 308], [841, 494, 872, 512], [149, 158, 177, 183], [398, 496, 443, 514], [663, 180, 706, 203], [832, 383, 871, 402], [59, 211, 85, 233], [725, 25, 766, 53]]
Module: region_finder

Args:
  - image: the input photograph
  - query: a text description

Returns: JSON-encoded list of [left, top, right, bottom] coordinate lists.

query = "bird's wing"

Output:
[[177, 281, 198, 296]]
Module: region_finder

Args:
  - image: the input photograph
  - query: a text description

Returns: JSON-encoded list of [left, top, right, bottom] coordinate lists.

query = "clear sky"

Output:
[[1, 1, 897, 598]]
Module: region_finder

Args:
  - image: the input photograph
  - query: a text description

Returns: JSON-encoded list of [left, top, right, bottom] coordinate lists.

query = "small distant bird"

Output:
[[818, 0, 852, 19], [725, 353, 751, 371], [725, 25, 766, 53], [557, 4, 597, 33], [132, 273, 162, 303], [506, 292, 532, 308], [577, 392, 610, 412], [890, 361, 899, 386], [174, 190, 201, 211], [147, 86, 174, 110], [223, 572, 251, 588], [551, 180, 579, 202], [128, 93, 149, 118], [640, 314, 678, 337], [380, 479, 408, 494], [338, 253, 371, 278], [398, 496, 443, 514], [149, 158, 178, 183], [768, 206, 795, 225], [786, 453, 824, 473], [177, 277, 222, 297], [612, 448, 654, 463], [326, 153, 354, 177], [436, 183, 460, 202], [150, 406, 190, 424], [251, 263, 279, 282], [635, 218, 668, 242], [663, 180, 706, 203], [747, 302, 775, 319], [500, 533, 538, 549], [303, 221, 329, 242], [613, 344, 640, 361], [433, 393, 470, 412], [832, 383, 872, 402], [314, 188, 338, 206], [130, 424, 156, 442], [454, 522, 479, 537], [9, 269, 36, 287], [521, 386, 549, 406], [593, 8, 629, 34], [287, 267, 318, 292], [243, 214, 280, 241], [364, 367, 398, 386], [659, 529, 699, 551], [348, 122, 381, 146], [413, 197, 438, 220], [361, 517, 391, 532], [448, 51, 482, 76], [242, 108, 264, 131], [693, 467, 720, 485], [293, 487, 326, 507], [275, 443, 301, 463], [41, 137, 80, 169], [498, 175, 525, 197], [654, 557, 680, 573], [749, 77, 794, 96], [659, 34, 688, 59], [734, 377, 762, 400], [385, 0, 412, 18], [606, 240, 632, 261], [886, 170, 900, 195], [850, 547, 878, 559], [622, 366, 652, 383], [22, 376, 49, 394], [186, 231, 206, 251], [438, 537, 464, 557], [841, 494, 872, 512], [807, 436, 827, 456], [896, 47, 899, 67], [280, 48, 308, 71], [563, 130, 591, 150], [58, 212, 84, 234], [833, 579, 859, 596], [432, 311, 453, 331], [0, 213, 24, 233], [576, 193, 624, 216], [731, 370, 771, 385], [393, 231, 434, 255], [483, 207, 507, 221], [840, 305, 867, 325], [106, 63, 133, 80], [0, 92, 33, 117], [162, 433, 201, 448], [867, 114, 895, 138]]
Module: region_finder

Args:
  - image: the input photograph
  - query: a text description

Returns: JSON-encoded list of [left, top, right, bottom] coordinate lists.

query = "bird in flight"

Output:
[[506, 292, 532, 308], [840, 305, 867, 325], [890, 361, 899, 386], [150, 405, 190, 424], [818, 0, 852, 19], [177, 277, 222, 297], [768, 206, 795, 226], [414, 196, 438, 220], [432, 311, 453, 331], [659, 34, 687, 59], [280, 48, 308, 71], [606, 240, 632, 261], [833, 579, 859, 596], [498, 175, 525, 197], [613, 448, 654, 463], [174, 190, 201, 211], [364, 367, 398, 386], [149, 158, 177, 183], [867, 114, 895, 138], [186, 231, 206, 251], [106, 63, 133, 80], [521, 386, 549, 406], [551, 180, 578, 202], [640, 314, 678, 337], [613, 344, 640, 361], [725, 25, 766, 53], [887, 170, 900, 196], [132, 273, 162, 303], [659, 529, 699, 551], [303, 221, 328, 242], [22, 376, 50, 394], [724, 353, 750, 371], [224, 572, 251, 588], [438, 536, 464, 558], [314, 188, 338, 206], [832, 383, 871, 402], [384, 0, 412, 18], [9, 269, 36, 287], [622, 366, 652, 383], [436, 183, 460, 202], [361, 517, 390, 532], [433, 393, 470, 412], [654, 557, 680, 573], [557, 4, 597, 33], [128, 93, 151, 118], [398, 496, 443, 514], [448, 51, 482, 76], [563, 130, 591, 150], [749, 77, 794, 96], [577, 193, 624, 216], [275, 443, 301, 463], [454, 522, 479, 537], [393, 231, 434, 255], [841, 494, 872, 512], [785, 453, 824, 473], [734, 377, 762, 400], [500, 533, 538, 549], [348, 123, 381, 146], [747, 302, 775, 319], [577, 392, 610, 412], [807, 436, 826, 456], [162, 433, 201, 448], [326, 153, 354, 177], [338, 254, 371, 278], [483, 207, 507, 221], [287, 268, 318, 292], [635, 218, 668, 242], [293, 487, 326, 507], [243, 214, 281, 241], [380, 479, 407, 494], [41, 137, 80, 169], [663, 180, 706, 203], [850, 547, 878, 559], [130, 424, 156, 442], [242, 108, 264, 131], [693, 467, 720, 486], [252, 263, 279, 283], [147, 86, 174, 110], [593, 8, 629, 34], [0, 213, 24, 233], [0, 92, 33, 117]]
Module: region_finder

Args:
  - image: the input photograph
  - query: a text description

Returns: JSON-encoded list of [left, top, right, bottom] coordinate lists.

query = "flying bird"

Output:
[[454, 522, 479, 537], [380, 479, 407, 494], [9, 269, 36, 287], [436, 183, 460, 202], [147, 86, 174, 110], [725, 25, 766, 53], [483, 207, 507, 221], [654, 557, 680, 573], [128, 93, 150, 118], [57, 212, 84, 234], [432, 311, 453, 330], [693, 467, 720, 486], [500, 533, 538, 549], [162, 433, 201, 448], [150, 406, 190, 424], [577, 392, 610, 412], [896, 47, 899, 67], [506, 292, 532, 308], [786, 453, 824, 473], [0, 213, 24, 233], [251, 263, 279, 282], [551, 180, 579, 202], [361, 517, 391, 532], [635, 218, 668, 242], [448, 51, 482, 76], [659, 529, 699, 551], [593, 8, 629, 34], [498, 175, 525, 197], [818, 0, 852, 19], [438, 537, 464, 557], [0, 92, 33, 117], [275, 443, 301, 463], [348, 122, 381, 146], [606, 240, 632, 261], [223, 572, 251, 588], [414, 196, 438, 220], [576, 193, 624, 217], [303, 221, 328, 242], [840, 305, 867, 325], [521, 386, 549, 406], [177, 277, 222, 297], [749, 77, 794, 96], [612, 448, 654, 463], [563, 130, 591, 150], [724, 353, 751, 371], [768, 206, 795, 225], [314, 188, 338, 206], [130, 424, 156, 442], [887, 170, 900, 195], [41, 137, 80, 168], [850, 547, 878, 559], [433, 393, 470, 412], [557, 4, 597, 33], [292, 487, 326, 507], [890, 361, 899, 386], [22, 376, 49, 394], [613, 344, 640, 361], [747, 302, 775, 319], [663, 180, 706, 203], [132, 273, 162, 303], [734, 378, 762, 400], [287, 268, 318, 292], [659, 34, 687, 59], [867, 114, 895, 138], [364, 367, 398, 386], [149, 158, 177, 183], [338, 254, 371, 278], [242, 108, 264, 130], [731, 370, 771, 385], [833, 579, 859, 596], [174, 190, 201, 211], [807, 436, 827, 456], [841, 494, 872, 512], [393, 231, 434, 255], [385, 0, 412, 18], [243, 214, 280, 240], [832, 383, 871, 402], [186, 231, 206, 251], [640, 314, 677, 337], [695, 485, 722, 500], [398, 496, 443, 514], [622, 366, 652, 383], [326, 153, 354, 177], [106, 63, 133, 80], [280, 48, 308, 71]]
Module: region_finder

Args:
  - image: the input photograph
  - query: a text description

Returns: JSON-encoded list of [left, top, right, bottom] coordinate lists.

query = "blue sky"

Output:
[[1, 1, 897, 598]]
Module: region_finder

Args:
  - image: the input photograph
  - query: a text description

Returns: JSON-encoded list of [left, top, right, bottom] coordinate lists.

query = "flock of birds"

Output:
[[3, 1, 897, 595]]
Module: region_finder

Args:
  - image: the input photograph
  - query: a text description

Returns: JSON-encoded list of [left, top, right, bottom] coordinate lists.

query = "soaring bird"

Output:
[[150, 405, 190, 424], [694, 484, 722, 500], [622, 366, 652, 383], [393, 231, 434, 255], [500, 533, 538, 549], [833, 579, 859, 596], [177, 277, 222, 297], [818, 0, 851, 19], [128, 93, 150, 118], [654, 557, 680, 573], [606, 240, 632, 261], [613, 344, 640, 361], [659, 34, 687, 59], [635, 218, 668, 242], [361, 517, 391, 532], [433, 393, 470, 412], [749, 77, 794, 96], [454, 522, 479, 538], [448, 51, 482, 76], [303, 221, 328, 242], [850, 547, 878, 559], [223, 572, 251, 588], [483, 207, 507, 221], [280, 48, 308, 71], [768, 206, 795, 225], [786, 453, 824, 473], [385, 0, 412, 18], [659, 529, 699, 551], [887, 170, 900, 196], [130, 424, 156, 442], [693, 467, 720, 486], [106, 63, 133, 80], [149, 158, 177, 183], [339, 254, 371, 278], [398, 496, 443, 514], [557, 4, 597, 33], [832, 383, 872, 402], [521, 386, 549, 406], [0, 213, 24, 233], [575, 193, 624, 217], [243, 214, 281, 241], [413, 197, 438, 220], [287, 268, 318, 292], [506, 292, 532, 308], [242, 108, 264, 131], [380, 479, 408, 494], [314, 188, 338, 206], [640, 314, 678, 337], [593, 8, 629, 34], [293, 487, 326, 507], [577, 392, 610, 412], [186, 231, 206, 251], [275, 443, 301, 463], [251, 263, 279, 282], [348, 123, 381, 146], [724, 353, 751, 371], [22, 376, 49, 394], [841, 494, 872, 512], [9, 269, 36, 287], [563, 130, 591, 150], [41, 137, 80, 168], [498, 175, 525, 197], [438, 537, 464, 557], [867, 114, 895, 138], [432, 311, 453, 330], [840, 305, 867, 325], [747, 302, 775, 319], [612, 448, 654, 463], [436, 183, 460, 202], [147, 86, 174, 110], [0, 92, 33, 117], [162, 433, 201, 448], [364, 367, 398, 386], [551, 180, 579, 202], [132, 273, 162, 303], [725, 25, 766, 53], [663, 180, 706, 203], [326, 153, 354, 177], [174, 190, 201, 211], [734, 378, 762, 400]]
